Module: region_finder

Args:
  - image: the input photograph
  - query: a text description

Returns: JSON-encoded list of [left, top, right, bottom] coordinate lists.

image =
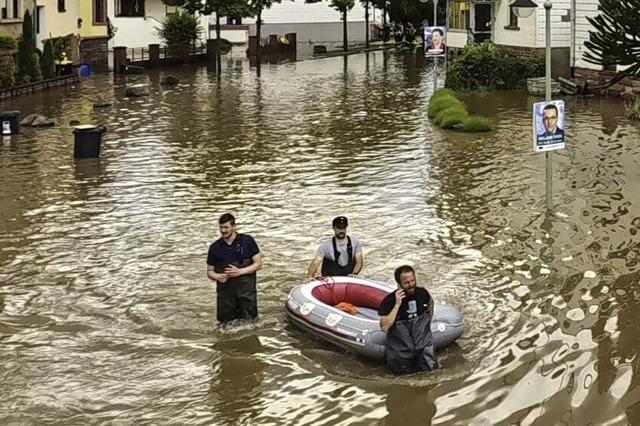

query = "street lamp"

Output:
[[509, 0, 538, 19]]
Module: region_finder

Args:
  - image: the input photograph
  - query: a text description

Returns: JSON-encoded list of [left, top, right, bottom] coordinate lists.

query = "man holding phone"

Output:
[[207, 213, 262, 323], [378, 265, 437, 374]]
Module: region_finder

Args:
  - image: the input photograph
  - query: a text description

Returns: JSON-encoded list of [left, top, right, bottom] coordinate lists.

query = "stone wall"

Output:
[[574, 68, 640, 99], [80, 37, 109, 72]]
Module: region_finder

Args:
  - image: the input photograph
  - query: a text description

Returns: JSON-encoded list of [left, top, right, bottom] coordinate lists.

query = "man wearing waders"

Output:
[[207, 213, 263, 323], [305, 216, 363, 281], [378, 265, 437, 375]]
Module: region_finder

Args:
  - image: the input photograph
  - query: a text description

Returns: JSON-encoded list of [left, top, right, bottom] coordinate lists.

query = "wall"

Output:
[[42, 0, 80, 42], [534, 0, 571, 48], [573, 0, 599, 71], [493, 3, 537, 48], [0, 0, 36, 37], [446, 30, 467, 50], [80, 0, 108, 39], [249, 22, 368, 43], [243, 0, 369, 25]]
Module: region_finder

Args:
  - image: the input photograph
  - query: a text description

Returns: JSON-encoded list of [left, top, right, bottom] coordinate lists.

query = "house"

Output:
[[0, 0, 34, 37], [446, 0, 572, 78], [214, 1, 374, 45], [107, 0, 209, 48]]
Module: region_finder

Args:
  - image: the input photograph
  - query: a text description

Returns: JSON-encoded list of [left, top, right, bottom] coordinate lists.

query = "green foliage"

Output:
[[0, 56, 16, 88], [329, 0, 354, 12], [427, 89, 492, 133], [41, 39, 55, 79], [0, 35, 17, 50], [434, 105, 467, 127], [431, 88, 457, 101], [462, 116, 493, 132], [158, 12, 203, 47], [445, 41, 544, 91], [17, 9, 41, 83], [211, 38, 233, 53], [427, 95, 464, 119], [50, 34, 72, 61], [584, 0, 640, 79]]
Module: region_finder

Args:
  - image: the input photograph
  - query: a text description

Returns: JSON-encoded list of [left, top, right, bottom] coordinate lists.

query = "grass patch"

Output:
[[428, 95, 465, 119], [462, 116, 493, 132], [428, 91, 492, 133]]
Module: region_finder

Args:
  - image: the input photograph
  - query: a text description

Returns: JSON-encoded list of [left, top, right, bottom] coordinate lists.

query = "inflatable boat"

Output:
[[285, 276, 464, 360]]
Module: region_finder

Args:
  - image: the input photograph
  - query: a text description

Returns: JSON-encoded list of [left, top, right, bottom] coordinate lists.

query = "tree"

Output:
[[332, 0, 355, 51], [41, 39, 55, 79], [361, 0, 369, 48], [250, 0, 282, 50], [16, 9, 41, 83], [584, 0, 640, 83]]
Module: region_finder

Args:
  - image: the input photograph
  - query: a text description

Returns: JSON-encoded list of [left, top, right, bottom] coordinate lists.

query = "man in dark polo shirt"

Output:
[[207, 213, 262, 323], [378, 265, 437, 375]]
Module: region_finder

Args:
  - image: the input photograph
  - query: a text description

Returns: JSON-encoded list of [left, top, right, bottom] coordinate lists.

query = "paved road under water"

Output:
[[1, 50, 640, 425]]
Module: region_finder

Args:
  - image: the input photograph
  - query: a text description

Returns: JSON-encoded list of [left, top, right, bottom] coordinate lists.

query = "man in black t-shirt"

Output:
[[207, 213, 262, 323], [378, 265, 437, 374]]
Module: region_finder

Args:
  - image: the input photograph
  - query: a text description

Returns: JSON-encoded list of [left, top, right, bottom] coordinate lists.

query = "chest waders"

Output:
[[321, 236, 355, 276], [215, 258, 258, 323], [385, 312, 438, 375]]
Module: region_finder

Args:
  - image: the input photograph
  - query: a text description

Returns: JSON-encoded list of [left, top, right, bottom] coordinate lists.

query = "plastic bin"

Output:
[[79, 64, 91, 77], [0, 111, 20, 135], [73, 125, 107, 158]]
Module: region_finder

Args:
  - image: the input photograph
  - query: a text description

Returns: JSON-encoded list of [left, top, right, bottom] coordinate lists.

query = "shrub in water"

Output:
[[41, 39, 55, 79], [428, 95, 464, 119], [462, 116, 493, 132], [0, 55, 16, 88], [436, 107, 469, 128], [158, 12, 202, 47], [431, 88, 456, 101]]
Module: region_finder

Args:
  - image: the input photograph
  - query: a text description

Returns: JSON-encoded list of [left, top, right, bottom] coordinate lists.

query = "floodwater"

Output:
[[1, 50, 640, 425]]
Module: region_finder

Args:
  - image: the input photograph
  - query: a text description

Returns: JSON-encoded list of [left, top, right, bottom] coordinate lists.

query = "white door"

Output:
[[35, 5, 46, 50]]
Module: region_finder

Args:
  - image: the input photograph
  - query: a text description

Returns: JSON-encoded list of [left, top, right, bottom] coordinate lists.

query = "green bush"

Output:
[[41, 39, 55, 79], [210, 38, 233, 54], [431, 88, 456, 101], [462, 116, 493, 132], [0, 35, 17, 50], [435, 106, 468, 127], [428, 95, 464, 119], [158, 12, 202, 47], [446, 41, 544, 91], [17, 10, 41, 83], [0, 56, 16, 88]]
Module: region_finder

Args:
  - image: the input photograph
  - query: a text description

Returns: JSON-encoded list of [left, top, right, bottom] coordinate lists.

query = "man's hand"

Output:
[[217, 273, 229, 283], [224, 264, 242, 278], [394, 289, 406, 306]]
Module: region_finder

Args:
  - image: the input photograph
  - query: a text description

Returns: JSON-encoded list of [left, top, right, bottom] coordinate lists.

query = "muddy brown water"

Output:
[[1, 50, 640, 425]]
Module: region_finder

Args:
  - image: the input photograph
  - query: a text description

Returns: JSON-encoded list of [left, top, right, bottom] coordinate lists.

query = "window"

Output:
[[94, 0, 106, 23], [58, 0, 65, 12], [12, 0, 18, 18], [449, 1, 470, 30], [506, 7, 519, 29], [1, 0, 6, 19], [116, 0, 144, 17]]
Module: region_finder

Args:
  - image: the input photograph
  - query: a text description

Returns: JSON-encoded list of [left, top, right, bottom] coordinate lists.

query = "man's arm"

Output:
[[225, 253, 263, 278], [305, 256, 323, 282], [352, 250, 363, 275], [207, 264, 227, 283], [379, 290, 405, 332]]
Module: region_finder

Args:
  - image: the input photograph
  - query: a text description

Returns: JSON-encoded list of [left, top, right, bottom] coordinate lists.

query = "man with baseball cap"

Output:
[[305, 216, 364, 281]]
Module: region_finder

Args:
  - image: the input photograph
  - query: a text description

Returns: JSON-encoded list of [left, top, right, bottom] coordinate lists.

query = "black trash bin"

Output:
[[73, 125, 107, 158], [0, 111, 20, 135]]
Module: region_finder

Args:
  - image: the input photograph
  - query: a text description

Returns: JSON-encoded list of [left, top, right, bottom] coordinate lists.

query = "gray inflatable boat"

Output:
[[285, 276, 464, 360]]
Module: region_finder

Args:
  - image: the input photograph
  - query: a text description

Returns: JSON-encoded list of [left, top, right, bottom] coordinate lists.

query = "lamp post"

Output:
[[510, 0, 553, 211]]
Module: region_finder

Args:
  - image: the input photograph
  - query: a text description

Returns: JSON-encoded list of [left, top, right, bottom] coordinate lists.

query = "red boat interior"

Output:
[[311, 282, 389, 311]]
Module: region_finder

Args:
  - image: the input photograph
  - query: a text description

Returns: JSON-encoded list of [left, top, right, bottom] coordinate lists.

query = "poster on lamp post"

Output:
[[424, 26, 447, 56], [533, 100, 566, 152]]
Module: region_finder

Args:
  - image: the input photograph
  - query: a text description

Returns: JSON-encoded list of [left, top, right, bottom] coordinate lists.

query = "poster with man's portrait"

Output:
[[424, 26, 446, 56], [533, 100, 566, 152]]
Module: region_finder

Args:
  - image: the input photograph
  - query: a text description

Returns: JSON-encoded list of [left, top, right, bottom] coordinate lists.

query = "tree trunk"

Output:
[[256, 9, 263, 49], [382, 1, 388, 43], [215, 12, 221, 52], [343, 10, 348, 52], [365, 0, 369, 48]]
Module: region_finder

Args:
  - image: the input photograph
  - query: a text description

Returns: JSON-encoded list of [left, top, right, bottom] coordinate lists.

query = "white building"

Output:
[[445, 0, 626, 77], [108, 0, 210, 48], [214, 0, 377, 45]]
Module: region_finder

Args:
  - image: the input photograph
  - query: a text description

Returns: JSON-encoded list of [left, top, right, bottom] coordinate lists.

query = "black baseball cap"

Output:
[[332, 216, 348, 228]]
